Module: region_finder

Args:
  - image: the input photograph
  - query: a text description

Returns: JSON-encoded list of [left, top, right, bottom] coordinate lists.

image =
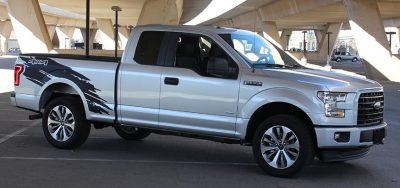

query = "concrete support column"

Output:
[[80, 28, 97, 50], [47, 25, 56, 41], [315, 29, 326, 50], [260, 21, 283, 48], [55, 27, 75, 49], [0, 21, 12, 55], [280, 29, 292, 50], [96, 18, 115, 50], [7, 0, 53, 53], [137, 0, 183, 25], [319, 23, 342, 61], [397, 27, 400, 55], [118, 27, 129, 50], [344, 0, 400, 81]]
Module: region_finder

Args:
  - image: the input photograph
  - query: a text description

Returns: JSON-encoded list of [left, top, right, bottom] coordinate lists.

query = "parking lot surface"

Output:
[[0, 59, 399, 187]]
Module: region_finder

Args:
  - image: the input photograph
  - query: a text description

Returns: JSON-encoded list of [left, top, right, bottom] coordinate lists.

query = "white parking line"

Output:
[[0, 120, 40, 144], [0, 134, 112, 140], [0, 109, 28, 112], [1, 120, 37, 122], [0, 156, 257, 166]]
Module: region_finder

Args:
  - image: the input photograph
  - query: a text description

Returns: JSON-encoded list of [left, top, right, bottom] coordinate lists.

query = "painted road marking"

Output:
[[0, 109, 29, 112], [0, 120, 37, 122], [0, 134, 113, 140], [0, 156, 257, 166], [0, 120, 40, 144]]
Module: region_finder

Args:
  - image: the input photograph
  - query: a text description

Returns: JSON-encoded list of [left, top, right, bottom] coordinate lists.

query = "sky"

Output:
[[185, 0, 246, 25]]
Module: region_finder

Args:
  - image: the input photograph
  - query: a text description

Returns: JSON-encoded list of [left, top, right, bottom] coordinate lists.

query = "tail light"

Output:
[[14, 64, 24, 86]]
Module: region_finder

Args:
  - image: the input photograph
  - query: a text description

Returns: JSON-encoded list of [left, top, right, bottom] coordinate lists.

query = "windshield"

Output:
[[220, 32, 300, 69]]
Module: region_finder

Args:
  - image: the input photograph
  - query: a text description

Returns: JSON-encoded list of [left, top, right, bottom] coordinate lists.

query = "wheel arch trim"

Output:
[[38, 78, 90, 119]]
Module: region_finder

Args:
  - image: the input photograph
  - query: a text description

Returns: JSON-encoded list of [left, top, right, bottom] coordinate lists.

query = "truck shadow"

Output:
[[78, 134, 373, 179]]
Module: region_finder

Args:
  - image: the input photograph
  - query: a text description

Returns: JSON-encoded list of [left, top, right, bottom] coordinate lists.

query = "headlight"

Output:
[[317, 92, 347, 118]]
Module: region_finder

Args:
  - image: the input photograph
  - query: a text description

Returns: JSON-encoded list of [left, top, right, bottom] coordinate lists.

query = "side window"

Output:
[[134, 31, 165, 66], [173, 33, 238, 79]]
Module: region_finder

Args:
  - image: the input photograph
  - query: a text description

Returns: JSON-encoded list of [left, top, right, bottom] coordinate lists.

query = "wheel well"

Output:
[[245, 102, 316, 145], [39, 83, 82, 110]]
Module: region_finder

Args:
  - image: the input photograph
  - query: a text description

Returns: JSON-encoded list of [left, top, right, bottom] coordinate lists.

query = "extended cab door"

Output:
[[119, 31, 167, 128], [159, 32, 240, 137]]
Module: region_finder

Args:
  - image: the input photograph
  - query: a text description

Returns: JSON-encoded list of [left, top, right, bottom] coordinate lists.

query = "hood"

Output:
[[261, 68, 382, 92]]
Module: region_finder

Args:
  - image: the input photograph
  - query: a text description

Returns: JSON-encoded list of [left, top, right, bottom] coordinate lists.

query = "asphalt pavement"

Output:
[[0, 57, 399, 187]]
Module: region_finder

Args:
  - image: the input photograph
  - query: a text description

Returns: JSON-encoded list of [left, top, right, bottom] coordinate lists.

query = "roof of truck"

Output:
[[133, 24, 250, 35]]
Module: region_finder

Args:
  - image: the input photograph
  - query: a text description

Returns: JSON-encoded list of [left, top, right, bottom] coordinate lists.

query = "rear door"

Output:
[[119, 31, 168, 128], [158, 32, 240, 137]]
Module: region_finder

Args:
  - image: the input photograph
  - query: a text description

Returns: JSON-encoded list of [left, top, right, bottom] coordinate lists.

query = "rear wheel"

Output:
[[352, 57, 358, 62], [42, 96, 90, 149], [114, 126, 151, 140], [252, 115, 314, 177], [336, 57, 342, 62]]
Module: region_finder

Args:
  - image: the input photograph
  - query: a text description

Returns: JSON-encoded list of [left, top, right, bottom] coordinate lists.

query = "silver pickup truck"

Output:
[[10, 25, 386, 177]]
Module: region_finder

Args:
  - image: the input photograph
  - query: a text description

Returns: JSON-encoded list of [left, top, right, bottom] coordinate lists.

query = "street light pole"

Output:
[[128, 25, 134, 35], [111, 6, 122, 59], [386, 31, 396, 54], [326, 31, 332, 67], [85, 0, 90, 57], [302, 30, 307, 55]]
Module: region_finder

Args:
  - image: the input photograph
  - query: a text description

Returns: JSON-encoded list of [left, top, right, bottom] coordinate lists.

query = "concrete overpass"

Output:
[[0, 0, 211, 54], [205, 0, 400, 82], [0, 0, 400, 82]]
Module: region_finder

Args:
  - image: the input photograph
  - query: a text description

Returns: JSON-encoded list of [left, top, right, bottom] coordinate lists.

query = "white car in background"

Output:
[[332, 51, 360, 62]]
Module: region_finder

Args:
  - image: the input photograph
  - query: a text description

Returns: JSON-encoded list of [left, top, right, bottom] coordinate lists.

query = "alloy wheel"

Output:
[[260, 125, 300, 169], [47, 105, 75, 142]]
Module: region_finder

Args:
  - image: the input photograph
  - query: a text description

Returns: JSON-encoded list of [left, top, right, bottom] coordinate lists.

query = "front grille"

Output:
[[357, 92, 384, 126]]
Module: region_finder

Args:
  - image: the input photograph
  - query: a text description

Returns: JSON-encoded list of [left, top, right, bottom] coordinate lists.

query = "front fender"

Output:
[[240, 87, 322, 123]]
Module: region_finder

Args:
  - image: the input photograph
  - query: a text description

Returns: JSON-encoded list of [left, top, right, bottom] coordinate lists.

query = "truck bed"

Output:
[[21, 53, 121, 63], [14, 53, 119, 122]]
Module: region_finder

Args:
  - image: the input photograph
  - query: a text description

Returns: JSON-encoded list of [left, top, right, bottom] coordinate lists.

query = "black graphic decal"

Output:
[[20, 56, 112, 115]]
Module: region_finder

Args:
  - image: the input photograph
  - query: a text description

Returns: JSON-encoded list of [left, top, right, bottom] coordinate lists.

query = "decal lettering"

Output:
[[26, 57, 49, 66]]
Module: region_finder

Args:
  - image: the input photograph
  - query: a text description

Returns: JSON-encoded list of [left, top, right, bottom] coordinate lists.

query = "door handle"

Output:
[[164, 77, 179, 85]]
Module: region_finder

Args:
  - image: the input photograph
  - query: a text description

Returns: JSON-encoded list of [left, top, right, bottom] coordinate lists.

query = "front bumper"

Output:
[[314, 122, 387, 148]]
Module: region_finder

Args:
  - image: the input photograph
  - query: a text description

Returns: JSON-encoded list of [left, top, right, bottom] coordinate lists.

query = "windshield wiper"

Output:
[[252, 63, 297, 69]]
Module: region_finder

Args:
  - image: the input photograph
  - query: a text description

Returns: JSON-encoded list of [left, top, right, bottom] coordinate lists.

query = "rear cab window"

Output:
[[134, 31, 166, 66]]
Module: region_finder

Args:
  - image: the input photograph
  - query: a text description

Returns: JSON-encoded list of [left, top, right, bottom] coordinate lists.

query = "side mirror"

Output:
[[207, 58, 237, 78]]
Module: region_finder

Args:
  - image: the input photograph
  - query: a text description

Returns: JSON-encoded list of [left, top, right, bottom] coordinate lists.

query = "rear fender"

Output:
[[38, 78, 90, 119]]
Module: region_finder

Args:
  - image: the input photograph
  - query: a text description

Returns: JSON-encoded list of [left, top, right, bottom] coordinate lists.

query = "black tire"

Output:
[[336, 57, 342, 62], [42, 96, 90, 149], [114, 126, 151, 141], [252, 115, 314, 177], [352, 57, 358, 62]]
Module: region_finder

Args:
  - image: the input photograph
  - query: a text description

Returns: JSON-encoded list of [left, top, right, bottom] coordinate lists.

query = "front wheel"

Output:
[[352, 57, 358, 62], [252, 115, 314, 177], [114, 126, 151, 140], [336, 57, 342, 62]]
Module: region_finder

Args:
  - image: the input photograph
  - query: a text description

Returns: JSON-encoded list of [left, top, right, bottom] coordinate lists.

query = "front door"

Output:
[[159, 33, 240, 137]]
